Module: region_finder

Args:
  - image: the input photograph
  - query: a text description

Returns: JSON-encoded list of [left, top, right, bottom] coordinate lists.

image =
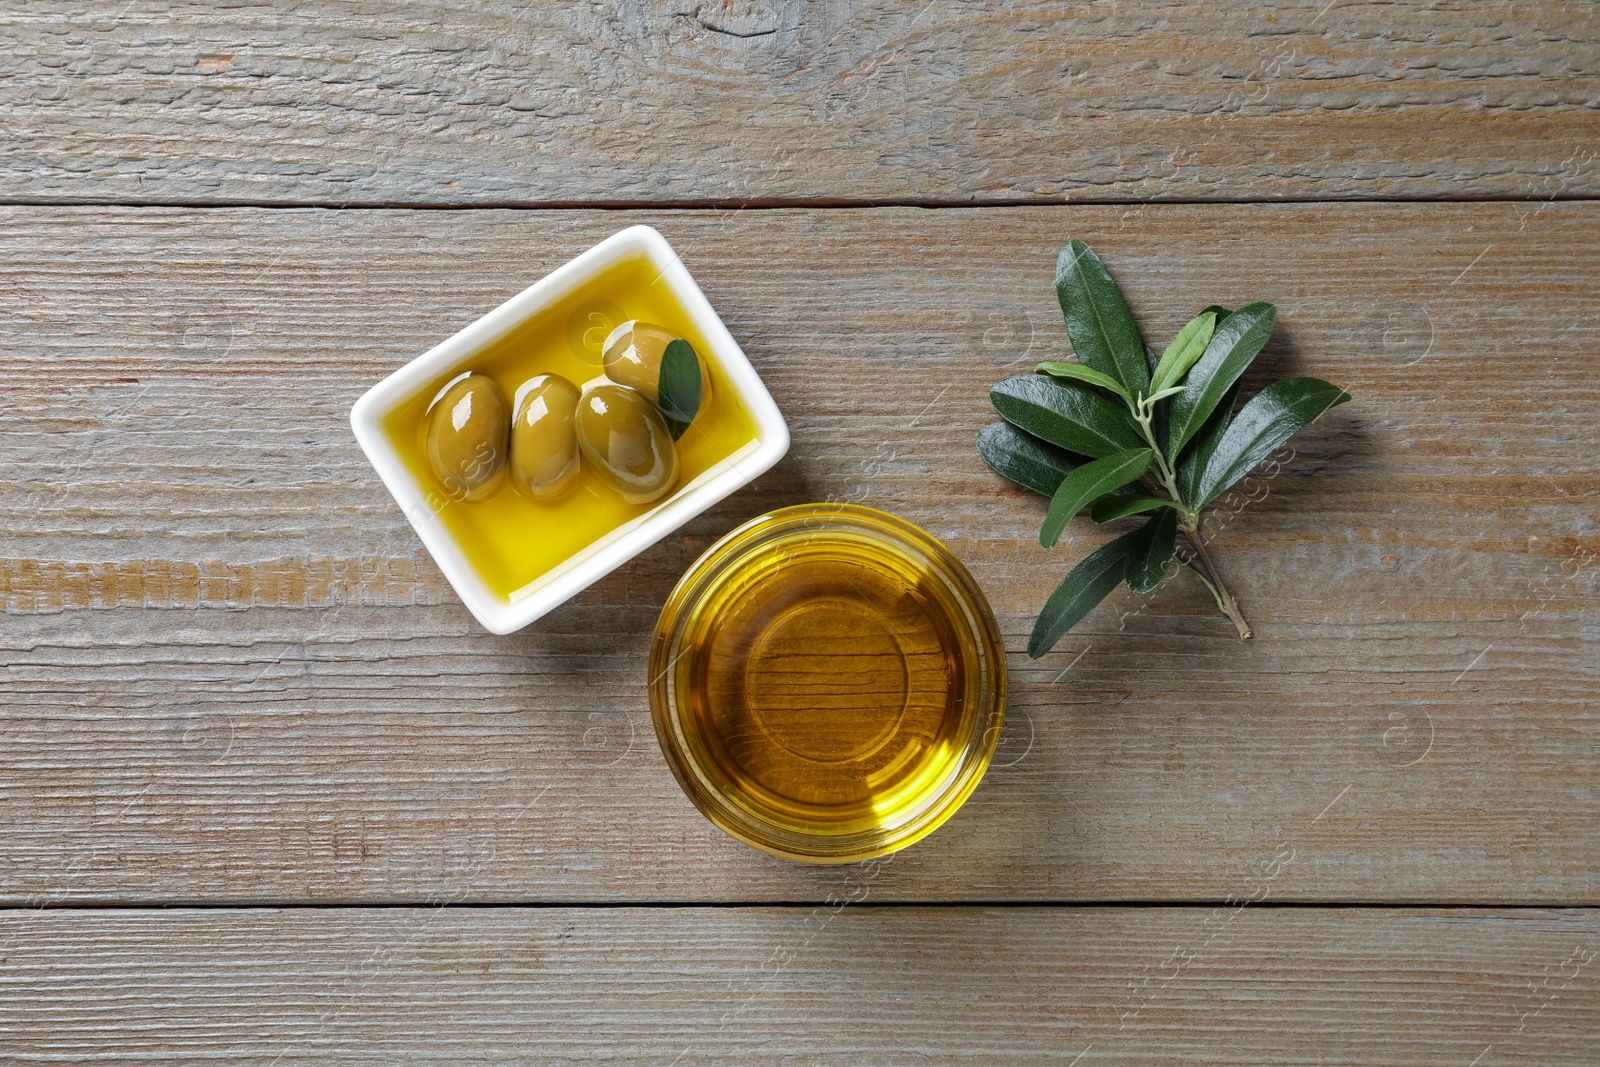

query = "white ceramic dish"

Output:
[[350, 225, 790, 634]]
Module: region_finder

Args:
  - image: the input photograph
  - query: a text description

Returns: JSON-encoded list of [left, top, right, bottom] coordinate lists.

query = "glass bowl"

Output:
[[649, 504, 1006, 863]]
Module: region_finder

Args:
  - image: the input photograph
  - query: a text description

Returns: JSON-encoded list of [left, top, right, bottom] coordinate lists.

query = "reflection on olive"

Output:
[[426, 374, 509, 501], [509, 374, 581, 499], [601, 320, 712, 408], [574, 384, 679, 505]]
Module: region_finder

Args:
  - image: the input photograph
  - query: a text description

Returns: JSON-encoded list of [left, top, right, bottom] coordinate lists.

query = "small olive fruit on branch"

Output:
[[978, 239, 1351, 657]]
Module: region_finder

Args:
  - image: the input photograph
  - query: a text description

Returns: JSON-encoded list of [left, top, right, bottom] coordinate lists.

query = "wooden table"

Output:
[[4, 3, 1597, 1063]]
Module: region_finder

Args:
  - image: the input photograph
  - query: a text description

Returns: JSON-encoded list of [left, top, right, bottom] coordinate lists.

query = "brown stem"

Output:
[[1181, 527, 1253, 640]]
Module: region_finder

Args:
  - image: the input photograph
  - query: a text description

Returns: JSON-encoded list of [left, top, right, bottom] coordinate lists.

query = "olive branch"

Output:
[[978, 239, 1351, 657]]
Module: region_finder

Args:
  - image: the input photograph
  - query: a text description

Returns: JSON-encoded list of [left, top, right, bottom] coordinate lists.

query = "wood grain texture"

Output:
[[5, 1, 1600, 206], [1, 203, 1596, 904], [2, 906, 1597, 1065]]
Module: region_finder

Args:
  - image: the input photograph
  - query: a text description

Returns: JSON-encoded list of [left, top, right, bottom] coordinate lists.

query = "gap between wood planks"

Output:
[[6, 901, 1599, 912], [4, 192, 1600, 211]]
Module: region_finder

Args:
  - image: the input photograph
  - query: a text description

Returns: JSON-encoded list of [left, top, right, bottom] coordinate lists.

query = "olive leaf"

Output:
[[1146, 342, 1170, 456], [1054, 239, 1150, 398], [1166, 301, 1277, 456], [1027, 527, 1143, 659], [657, 338, 702, 440], [976, 422, 1079, 496], [1124, 508, 1178, 594], [1175, 382, 1240, 505], [1090, 489, 1183, 524], [980, 241, 1352, 656], [1039, 447, 1153, 549], [1035, 361, 1135, 407], [1195, 377, 1351, 508], [1149, 311, 1216, 396], [990, 374, 1142, 459]]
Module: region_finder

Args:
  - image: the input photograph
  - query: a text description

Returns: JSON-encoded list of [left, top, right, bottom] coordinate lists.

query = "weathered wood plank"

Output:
[[2, 907, 1596, 1064], [0, 204, 1595, 904], [5, 1, 1599, 206]]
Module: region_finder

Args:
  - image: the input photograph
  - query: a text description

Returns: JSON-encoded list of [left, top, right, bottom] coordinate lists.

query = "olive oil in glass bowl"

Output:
[[650, 504, 1006, 862]]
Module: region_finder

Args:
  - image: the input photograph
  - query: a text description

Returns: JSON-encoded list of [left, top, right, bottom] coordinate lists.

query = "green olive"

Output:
[[509, 374, 581, 499], [574, 384, 679, 505], [601, 320, 712, 408], [425, 373, 509, 502]]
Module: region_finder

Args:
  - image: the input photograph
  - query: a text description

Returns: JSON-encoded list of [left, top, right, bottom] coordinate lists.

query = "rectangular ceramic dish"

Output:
[[350, 225, 789, 634]]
